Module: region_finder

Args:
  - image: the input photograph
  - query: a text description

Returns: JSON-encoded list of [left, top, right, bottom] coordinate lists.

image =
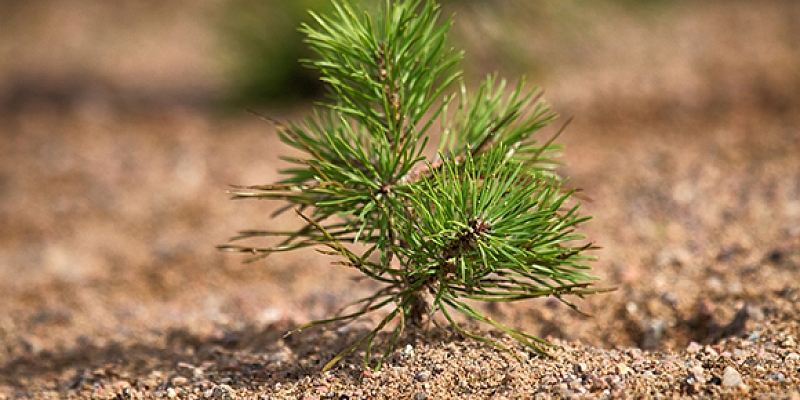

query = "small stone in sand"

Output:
[[721, 366, 743, 387]]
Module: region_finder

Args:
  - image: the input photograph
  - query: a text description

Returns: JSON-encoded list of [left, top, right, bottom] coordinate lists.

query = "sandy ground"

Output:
[[2, 1, 800, 398]]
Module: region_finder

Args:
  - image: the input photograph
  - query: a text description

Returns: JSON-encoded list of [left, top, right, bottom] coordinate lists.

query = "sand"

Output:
[[2, 1, 800, 398]]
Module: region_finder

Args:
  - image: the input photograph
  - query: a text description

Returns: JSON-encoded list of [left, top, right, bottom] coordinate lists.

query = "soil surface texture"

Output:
[[2, 1, 800, 398]]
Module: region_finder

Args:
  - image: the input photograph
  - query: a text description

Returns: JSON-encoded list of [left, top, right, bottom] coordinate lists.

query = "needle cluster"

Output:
[[220, 0, 610, 371]]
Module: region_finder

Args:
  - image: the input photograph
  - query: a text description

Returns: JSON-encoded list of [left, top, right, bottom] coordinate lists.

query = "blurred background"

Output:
[[3, 0, 797, 111], [1, 0, 799, 359]]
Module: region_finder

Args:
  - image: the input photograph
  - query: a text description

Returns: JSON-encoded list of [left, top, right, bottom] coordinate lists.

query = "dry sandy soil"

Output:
[[1, 1, 800, 398]]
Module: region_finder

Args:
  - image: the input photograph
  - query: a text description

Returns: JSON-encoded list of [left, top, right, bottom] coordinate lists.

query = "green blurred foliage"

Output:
[[219, 0, 339, 108], [218, 0, 671, 107]]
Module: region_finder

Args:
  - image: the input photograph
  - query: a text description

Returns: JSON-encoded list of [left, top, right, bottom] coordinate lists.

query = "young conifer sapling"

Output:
[[220, 0, 612, 371]]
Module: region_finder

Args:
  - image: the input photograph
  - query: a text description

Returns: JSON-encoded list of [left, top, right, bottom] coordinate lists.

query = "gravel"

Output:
[[2, 1, 800, 398]]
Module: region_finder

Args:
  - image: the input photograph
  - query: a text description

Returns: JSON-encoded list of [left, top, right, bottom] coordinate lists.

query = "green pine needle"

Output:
[[221, 0, 613, 372]]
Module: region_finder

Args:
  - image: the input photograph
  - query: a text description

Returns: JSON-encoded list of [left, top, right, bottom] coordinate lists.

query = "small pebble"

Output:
[[402, 344, 415, 358], [573, 362, 587, 374], [212, 384, 234, 400], [615, 363, 632, 376], [686, 342, 703, 354], [721, 366, 743, 387], [689, 365, 706, 384], [765, 372, 785, 381]]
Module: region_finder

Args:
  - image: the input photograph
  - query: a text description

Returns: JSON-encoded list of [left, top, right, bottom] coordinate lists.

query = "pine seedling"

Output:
[[220, 0, 612, 372]]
